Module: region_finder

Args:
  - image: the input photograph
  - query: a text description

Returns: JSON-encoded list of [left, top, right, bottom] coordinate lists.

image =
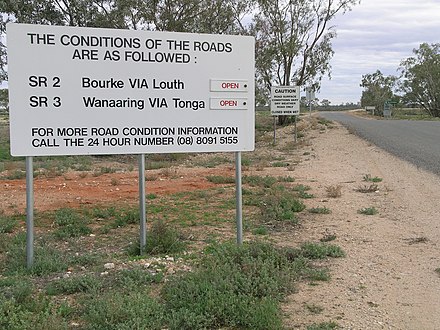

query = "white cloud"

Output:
[[318, 0, 440, 104]]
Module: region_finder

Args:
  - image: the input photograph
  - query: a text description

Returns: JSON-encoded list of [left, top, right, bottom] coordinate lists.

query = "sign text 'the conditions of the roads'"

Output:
[[7, 24, 255, 156]]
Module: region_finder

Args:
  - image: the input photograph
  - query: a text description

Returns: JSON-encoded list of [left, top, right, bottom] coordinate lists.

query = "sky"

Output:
[[317, 0, 440, 105]]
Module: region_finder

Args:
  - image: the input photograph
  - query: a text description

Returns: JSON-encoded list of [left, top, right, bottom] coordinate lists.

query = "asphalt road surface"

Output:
[[317, 111, 440, 176]]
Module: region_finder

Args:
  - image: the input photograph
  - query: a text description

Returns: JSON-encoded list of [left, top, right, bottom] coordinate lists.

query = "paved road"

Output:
[[317, 111, 440, 176]]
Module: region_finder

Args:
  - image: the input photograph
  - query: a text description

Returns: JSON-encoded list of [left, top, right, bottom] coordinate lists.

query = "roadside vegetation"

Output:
[[0, 113, 346, 329]]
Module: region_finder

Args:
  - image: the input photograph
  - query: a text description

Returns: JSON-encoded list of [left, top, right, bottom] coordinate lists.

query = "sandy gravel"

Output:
[[279, 119, 440, 329]]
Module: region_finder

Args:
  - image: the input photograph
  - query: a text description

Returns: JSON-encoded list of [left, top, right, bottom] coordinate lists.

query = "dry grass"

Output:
[[326, 185, 342, 198]]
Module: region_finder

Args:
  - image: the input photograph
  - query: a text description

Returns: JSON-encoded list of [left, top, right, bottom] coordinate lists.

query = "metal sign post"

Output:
[[294, 116, 297, 143], [138, 154, 146, 254], [235, 152, 243, 245], [306, 87, 315, 117], [273, 116, 277, 145], [25, 156, 34, 268]]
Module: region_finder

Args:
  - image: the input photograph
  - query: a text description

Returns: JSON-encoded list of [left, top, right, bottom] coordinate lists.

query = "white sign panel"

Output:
[[270, 86, 300, 116], [7, 23, 255, 156]]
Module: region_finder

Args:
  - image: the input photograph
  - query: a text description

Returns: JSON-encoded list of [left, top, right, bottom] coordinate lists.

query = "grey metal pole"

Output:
[[273, 116, 277, 145], [235, 151, 243, 245], [138, 154, 146, 254], [294, 116, 297, 143], [26, 156, 34, 269]]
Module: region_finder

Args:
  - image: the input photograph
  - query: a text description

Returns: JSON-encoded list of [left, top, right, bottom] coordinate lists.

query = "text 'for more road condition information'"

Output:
[[7, 24, 255, 156]]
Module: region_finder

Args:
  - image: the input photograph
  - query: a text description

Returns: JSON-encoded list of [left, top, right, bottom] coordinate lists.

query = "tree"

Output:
[[360, 70, 397, 116], [0, 0, 251, 83], [399, 43, 440, 117], [0, 88, 8, 112], [321, 98, 330, 109], [252, 0, 359, 111], [147, 0, 252, 34]]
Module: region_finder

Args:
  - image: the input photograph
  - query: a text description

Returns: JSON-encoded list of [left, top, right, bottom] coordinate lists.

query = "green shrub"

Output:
[[243, 175, 277, 188], [128, 219, 186, 256], [3, 233, 69, 276], [0, 214, 19, 233], [46, 274, 101, 295], [308, 207, 331, 214], [307, 321, 339, 330], [82, 291, 165, 330], [261, 190, 305, 224], [0, 280, 67, 330], [53, 208, 91, 239], [358, 207, 378, 215], [252, 227, 269, 235], [162, 242, 295, 330], [206, 175, 235, 184], [300, 243, 345, 259], [363, 174, 383, 182]]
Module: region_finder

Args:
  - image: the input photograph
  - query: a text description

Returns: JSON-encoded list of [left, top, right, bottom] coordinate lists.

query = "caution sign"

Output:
[[7, 23, 255, 156], [270, 86, 300, 116]]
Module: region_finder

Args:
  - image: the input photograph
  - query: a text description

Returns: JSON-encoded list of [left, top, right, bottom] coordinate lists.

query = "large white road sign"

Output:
[[7, 24, 255, 156]]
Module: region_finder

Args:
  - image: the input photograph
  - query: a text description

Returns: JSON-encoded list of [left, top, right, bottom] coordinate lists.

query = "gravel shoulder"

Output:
[[279, 119, 440, 329]]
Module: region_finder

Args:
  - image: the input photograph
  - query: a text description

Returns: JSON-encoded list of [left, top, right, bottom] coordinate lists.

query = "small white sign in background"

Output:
[[270, 86, 300, 116], [7, 23, 255, 156]]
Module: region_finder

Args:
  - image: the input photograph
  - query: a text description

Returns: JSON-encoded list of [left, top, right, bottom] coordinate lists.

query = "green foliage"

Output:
[[53, 208, 91, 239], [271, 161, 289, 167], [363, 174, 383, 182], [83, 291, 165, 330], [0, 277, 67, 330], [252, 226, 269, 235], [360, 70, 397, 115], [278, 176, 295, 182], [0, 214, 19, 233], [300, 243, 345, 259], [261, 189, 305, 224], [358, 207, 379, 215], [399, 43, 440, 117], [307, 321, 339, 330], [46, 275, 101, 295], [299, 191, 315, 199], [0, 296, 67, 330], [206, 175, 235, 184], [162, 242, 294, 330], [114, 267, 164, 289], [243, 175, 277, 188], [293, 184, 311, 192], [253, 0, 358, 106], [305, 303, 324, 314], [320, 234, 337, 242], [195, 155, 230, 168], [308, 207, 331, 214], [1, 232, 99, 276], [128, 220, 186, 256]]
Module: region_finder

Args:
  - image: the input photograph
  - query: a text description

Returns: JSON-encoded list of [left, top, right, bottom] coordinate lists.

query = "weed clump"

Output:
[[53, 208, 91, 239], [128, 219, 186, 256], [356, 184, 379, 193], [261, 190, 305, 224], [358, 207, 378, 215], [325, 185, 342, 198], [308, 207, 331, 214]]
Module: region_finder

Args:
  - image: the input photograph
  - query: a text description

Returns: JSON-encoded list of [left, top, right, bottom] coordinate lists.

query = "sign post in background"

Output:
[[7, 23, 255, 264]]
